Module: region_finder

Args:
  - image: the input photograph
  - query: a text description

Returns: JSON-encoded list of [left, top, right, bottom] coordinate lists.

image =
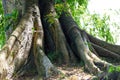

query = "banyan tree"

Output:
[[0, 0, 120, 80]]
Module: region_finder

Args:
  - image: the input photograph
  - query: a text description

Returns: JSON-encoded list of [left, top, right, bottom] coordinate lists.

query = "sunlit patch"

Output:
[[37, 38, 42, 46], [88, 0, 120, 14], [0, 15, 2, 18]]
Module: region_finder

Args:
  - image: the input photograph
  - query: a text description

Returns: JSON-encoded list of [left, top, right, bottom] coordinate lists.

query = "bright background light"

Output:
[[88, 0, 120, 14], [88, 0, 120, 45]]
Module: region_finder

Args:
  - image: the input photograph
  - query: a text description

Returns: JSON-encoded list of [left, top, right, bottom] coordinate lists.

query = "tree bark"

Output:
[[40, 1, 70, 64], [0, 5, 34, 80], [32, 2, 58, 79], [59, 12, 116, 75]]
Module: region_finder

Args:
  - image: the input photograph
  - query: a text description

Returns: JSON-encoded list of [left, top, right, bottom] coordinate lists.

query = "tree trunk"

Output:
[[0, 0, 120, 79], [40, 1, 70, 64]]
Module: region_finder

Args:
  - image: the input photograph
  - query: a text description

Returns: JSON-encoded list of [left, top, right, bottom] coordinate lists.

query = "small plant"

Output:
[[0, 0, 6, 49], [101, 66, 120, 80], [108, 65, 120, 73], [0, 1, 18, 49]]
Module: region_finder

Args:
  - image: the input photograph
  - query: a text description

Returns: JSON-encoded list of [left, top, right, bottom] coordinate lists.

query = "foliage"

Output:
[[4, 9, 18, 31], [45, 13, 55, 26], [55, 3, 65, 16], [0, 0, 5, 49], [66, 0, 88, 27], [81, 13, 115, 43], [67, 0, 88, 14], [108, 65, 120, 73], [55, 0, 88, 16], [0, 1, 18, 49]]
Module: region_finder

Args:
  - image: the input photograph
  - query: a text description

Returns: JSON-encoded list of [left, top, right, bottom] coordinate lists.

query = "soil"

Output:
[[48, 65, 94, 80], [18, 65, 94, 80]]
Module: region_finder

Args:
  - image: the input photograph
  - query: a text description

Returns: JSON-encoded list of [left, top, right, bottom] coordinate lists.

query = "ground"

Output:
[[18, 64, 94, 80], [50, 66, 93, 80]]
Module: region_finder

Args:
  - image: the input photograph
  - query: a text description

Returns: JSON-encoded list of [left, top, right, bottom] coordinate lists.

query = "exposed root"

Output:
[[91, 43, 120, 60], [32, 3, 59, 79], [84, 54, 101, 74], [59, 11, 120, 78], [88, 51, 113, 70], [87, 33, 120, 55]]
